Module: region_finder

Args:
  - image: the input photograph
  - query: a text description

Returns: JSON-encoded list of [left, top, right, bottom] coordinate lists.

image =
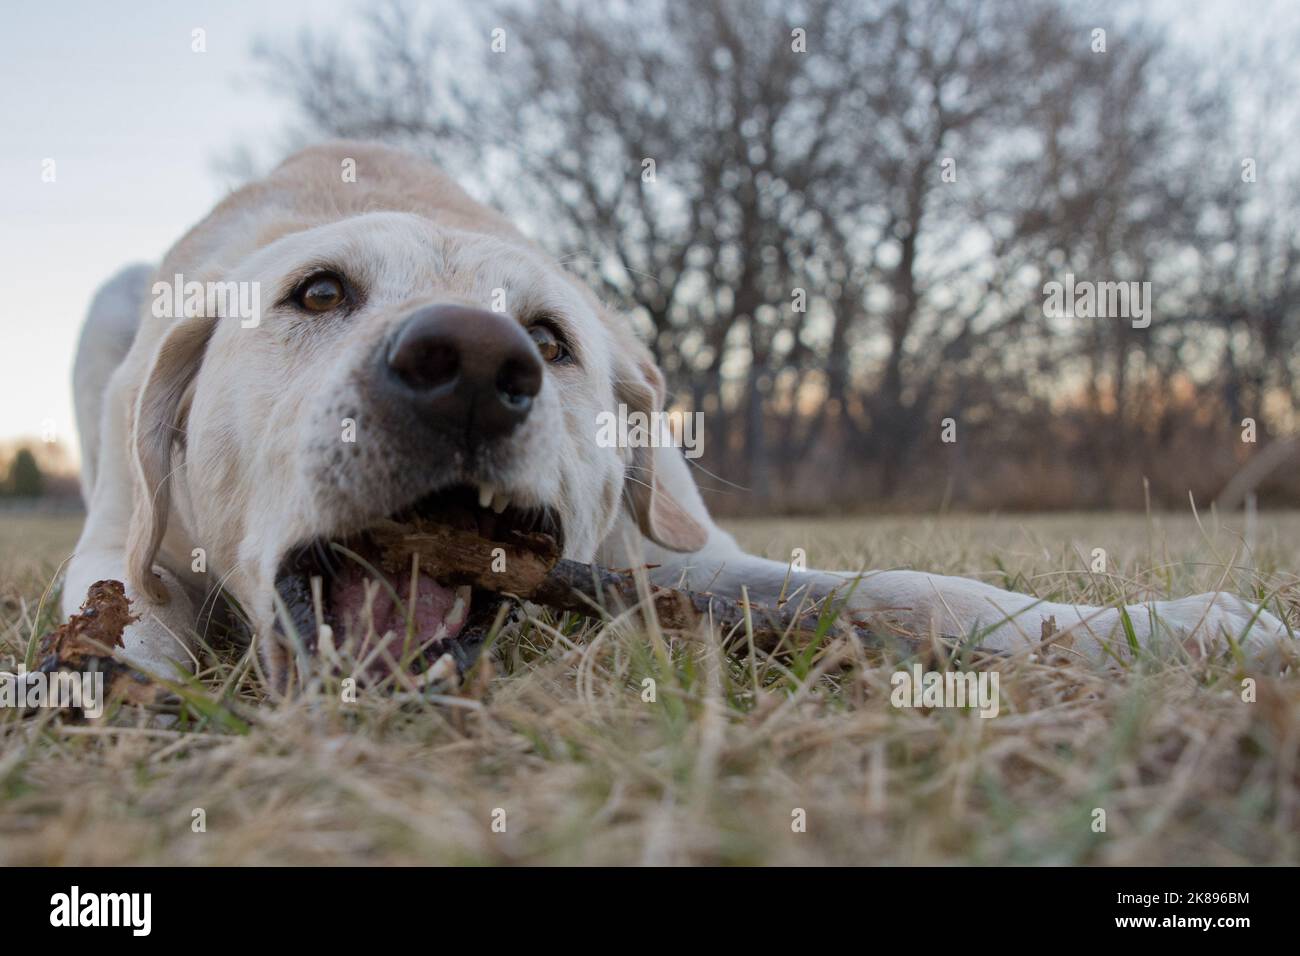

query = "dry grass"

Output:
[[1, 509, 1298, 865]]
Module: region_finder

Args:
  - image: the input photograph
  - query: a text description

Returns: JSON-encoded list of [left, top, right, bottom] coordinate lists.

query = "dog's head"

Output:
[[124, 143, 705, 680]]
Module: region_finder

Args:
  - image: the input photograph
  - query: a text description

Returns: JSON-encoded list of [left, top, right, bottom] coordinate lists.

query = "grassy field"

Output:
[[1, 509, 1297, 865]]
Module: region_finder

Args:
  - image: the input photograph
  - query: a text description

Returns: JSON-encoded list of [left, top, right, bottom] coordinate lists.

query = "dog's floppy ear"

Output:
[[614, 348, 709, 553], [126, 316, 216, 603]]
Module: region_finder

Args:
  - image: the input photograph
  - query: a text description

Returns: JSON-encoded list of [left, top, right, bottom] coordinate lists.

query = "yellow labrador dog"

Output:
[[67, 141, 1291, 684]]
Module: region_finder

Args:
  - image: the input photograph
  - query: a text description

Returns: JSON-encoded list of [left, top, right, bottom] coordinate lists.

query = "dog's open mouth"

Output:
[[273, 484, 564, 683]]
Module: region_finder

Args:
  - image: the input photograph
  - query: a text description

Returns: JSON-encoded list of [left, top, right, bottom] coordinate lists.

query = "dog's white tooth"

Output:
[[417, 652, 460, 690], [478, 484, 494, 509], [447, 591, 468, 627], [491, 491, 510, 513]]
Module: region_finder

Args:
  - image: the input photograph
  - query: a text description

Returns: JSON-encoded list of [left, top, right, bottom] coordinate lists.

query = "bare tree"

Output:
[[252, 0, 1300, 511]]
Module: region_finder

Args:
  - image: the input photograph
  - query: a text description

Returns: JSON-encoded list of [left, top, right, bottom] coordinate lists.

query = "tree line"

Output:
[[245, 0, 1300, 513]]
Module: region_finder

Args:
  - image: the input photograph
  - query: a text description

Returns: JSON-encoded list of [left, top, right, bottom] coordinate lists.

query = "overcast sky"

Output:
[[0, 0, 1284, 467], [0, 0, 357, 461]]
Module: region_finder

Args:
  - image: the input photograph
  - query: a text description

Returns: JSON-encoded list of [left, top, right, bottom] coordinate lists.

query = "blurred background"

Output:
[[2, 0, 1298, 517]]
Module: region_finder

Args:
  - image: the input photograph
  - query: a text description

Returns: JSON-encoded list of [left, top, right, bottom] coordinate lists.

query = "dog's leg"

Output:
[[72, 264, 154, 501], [706, 555, 1289, 666], [602, 446, 1294, 667], [64, 267, 198, 676]]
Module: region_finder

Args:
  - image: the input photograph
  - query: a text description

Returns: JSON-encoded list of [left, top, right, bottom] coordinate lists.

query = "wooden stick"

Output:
[[372, 519, 980, 658]]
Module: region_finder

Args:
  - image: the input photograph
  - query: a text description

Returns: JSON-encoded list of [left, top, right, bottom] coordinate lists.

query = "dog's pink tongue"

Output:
[[330, 563, 467, 648]]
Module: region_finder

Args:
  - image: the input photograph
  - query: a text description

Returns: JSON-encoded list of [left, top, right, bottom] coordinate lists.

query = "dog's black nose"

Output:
[[383, 304, 543, 441]]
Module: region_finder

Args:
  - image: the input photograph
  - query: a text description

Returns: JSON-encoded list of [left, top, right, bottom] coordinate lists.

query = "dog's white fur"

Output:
[[66, 141, 1292, 679]]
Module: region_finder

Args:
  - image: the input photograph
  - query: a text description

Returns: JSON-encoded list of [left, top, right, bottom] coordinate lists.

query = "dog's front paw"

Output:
[[1150, 592, 1294, 667]]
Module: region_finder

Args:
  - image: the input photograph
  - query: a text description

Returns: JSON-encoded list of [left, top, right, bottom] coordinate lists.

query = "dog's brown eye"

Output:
[[529, 324, 569, 363], [296, 274, 346, 312]]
